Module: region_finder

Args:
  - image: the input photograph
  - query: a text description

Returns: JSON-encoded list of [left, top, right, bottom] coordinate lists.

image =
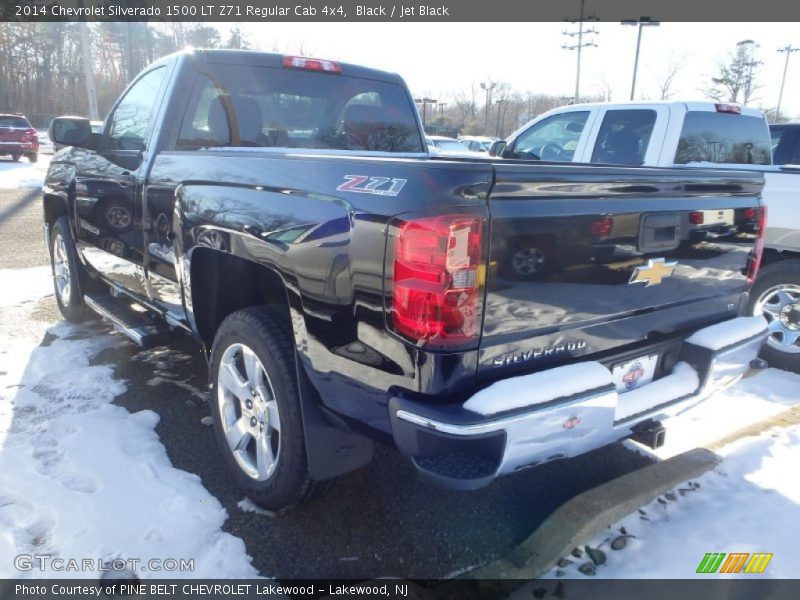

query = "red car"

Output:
[[0, 113, 39, 162]]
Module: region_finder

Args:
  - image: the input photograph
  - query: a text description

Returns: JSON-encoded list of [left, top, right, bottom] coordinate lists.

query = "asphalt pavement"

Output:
[[0, 175, 656, 580]]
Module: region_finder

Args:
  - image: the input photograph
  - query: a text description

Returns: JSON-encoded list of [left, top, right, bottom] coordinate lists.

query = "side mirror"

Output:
[[49, 116, 98, 150], [489, 140, 508, 157]]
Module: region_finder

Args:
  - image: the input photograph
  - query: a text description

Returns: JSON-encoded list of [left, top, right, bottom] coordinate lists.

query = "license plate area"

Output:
[[611, 353, 658, 393]]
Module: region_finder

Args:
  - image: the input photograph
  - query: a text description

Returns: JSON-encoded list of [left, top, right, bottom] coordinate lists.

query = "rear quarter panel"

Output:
[[152, 151, 493, 433]]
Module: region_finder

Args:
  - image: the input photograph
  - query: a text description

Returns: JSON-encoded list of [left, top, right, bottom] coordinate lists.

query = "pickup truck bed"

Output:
[[43, 49, 769, 509]]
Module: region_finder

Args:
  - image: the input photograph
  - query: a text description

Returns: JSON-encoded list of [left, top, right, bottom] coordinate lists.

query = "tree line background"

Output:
[[0, 22, 789, 135], [0, 22, 250, 127]]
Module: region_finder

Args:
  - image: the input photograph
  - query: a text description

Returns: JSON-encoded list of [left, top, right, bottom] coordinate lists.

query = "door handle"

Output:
[[116, 172, 134, 188]]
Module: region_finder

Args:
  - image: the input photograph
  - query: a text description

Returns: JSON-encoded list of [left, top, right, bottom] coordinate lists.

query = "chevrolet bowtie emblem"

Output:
[[629, 258, 678, 287]]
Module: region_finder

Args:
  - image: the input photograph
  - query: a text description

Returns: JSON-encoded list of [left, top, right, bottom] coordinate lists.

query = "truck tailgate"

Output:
[[479, 164, 764, 379]]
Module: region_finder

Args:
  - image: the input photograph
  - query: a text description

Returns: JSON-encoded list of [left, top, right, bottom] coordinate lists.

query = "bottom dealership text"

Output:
[[15, 584, 409, 597]]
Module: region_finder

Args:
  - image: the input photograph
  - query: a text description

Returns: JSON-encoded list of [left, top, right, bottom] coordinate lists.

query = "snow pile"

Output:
[[652, 367, 800, 459], [0, 156, 49, 189], [529, 423, 800, 582], [685, 315, 768, 350], [0, 267, 257, 579], [464, 362, 613, 416], [615, 361, 699, 421], [0, 267, 54, 308]]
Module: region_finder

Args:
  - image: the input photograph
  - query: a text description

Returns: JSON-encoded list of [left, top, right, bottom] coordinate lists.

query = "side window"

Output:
[[591, 109, 656, 166], [177, 73, 229, 149], [106, 67, 166, 152], [512, 111, 589, 161]]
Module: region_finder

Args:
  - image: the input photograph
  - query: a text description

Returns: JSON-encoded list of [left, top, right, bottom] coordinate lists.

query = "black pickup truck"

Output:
[[44, 49, 769, 511]]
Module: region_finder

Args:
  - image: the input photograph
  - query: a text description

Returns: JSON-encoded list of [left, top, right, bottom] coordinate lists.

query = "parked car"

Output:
[[459, 135, 498, 153], [426, 135, 478, 157], [0, 113, 39, 162], [45, 50, 768, 511], [496, 101, 799, 371]]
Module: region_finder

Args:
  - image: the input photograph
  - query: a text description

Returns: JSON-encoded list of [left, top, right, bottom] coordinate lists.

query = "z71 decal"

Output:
[[337, 175, 407, 197]]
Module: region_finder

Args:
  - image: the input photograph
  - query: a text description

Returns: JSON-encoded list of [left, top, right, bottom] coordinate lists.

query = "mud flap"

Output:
[[295, 355, 374, 480]]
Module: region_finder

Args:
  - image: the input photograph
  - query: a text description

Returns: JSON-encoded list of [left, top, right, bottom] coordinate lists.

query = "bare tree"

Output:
[[596, 73, 613, 102], [656, 55, 686, 100], [706, 43, 761, 104]]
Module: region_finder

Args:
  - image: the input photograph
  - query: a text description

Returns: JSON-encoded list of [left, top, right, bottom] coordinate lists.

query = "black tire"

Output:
[[747, 260, 800, 373], [50, 216, 89, 323], [209, 306, 334, 511], [11, 153, 21, 162], [27, 152, 38, 163]]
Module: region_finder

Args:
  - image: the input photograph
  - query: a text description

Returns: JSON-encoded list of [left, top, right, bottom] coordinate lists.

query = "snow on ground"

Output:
[[513, 423, 800, 587], [506, 370, 800, 590], [1, 260, 799, 582], [646, 367, 800, 459], [0, 155, 50, 189], [0, 267, 258, 578], [0, 267, 54, 308]]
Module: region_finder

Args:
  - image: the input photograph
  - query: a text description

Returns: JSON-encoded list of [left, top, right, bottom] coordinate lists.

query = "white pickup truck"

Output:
[[493, 102, 800, 370]]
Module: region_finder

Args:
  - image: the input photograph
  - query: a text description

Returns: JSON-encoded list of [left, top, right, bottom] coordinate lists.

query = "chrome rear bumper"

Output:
[[389, 316, 768, 489]]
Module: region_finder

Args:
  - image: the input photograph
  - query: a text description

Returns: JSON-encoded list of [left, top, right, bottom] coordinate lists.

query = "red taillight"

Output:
[[743, 207, 756, 220], [715, 103, 742, 114], [392, 215, 483, 348], [282, 55, 341, 74], [21, 127, 37, 142], [590, 216, 613, 237], [689, 211, 704, 225], [747, 206, 767, 285]]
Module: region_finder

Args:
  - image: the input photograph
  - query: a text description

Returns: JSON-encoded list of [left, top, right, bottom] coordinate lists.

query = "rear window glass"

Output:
[[177, 64, 423, 153], [0, 116, 30, 128], [591, 109, 657, 166], [675, 112, 771, 165]]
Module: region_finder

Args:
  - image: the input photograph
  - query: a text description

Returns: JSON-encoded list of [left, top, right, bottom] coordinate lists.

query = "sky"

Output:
[[227, 22, 800, 119]]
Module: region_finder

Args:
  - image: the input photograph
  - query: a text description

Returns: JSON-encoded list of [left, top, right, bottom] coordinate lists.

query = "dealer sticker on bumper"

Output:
[[611, 354, 658, 393]]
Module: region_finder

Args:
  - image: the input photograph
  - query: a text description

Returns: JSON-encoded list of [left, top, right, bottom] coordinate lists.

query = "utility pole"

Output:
[[480, 80, 497, 135], [621, 17, 660, 101], [776, 45, 799, 122], [562, 0, 598, 104], [124, 22, 135, 83], [414, 98, 437, 131], [78, 21, 100, 120], [494, 100, 506, 136]]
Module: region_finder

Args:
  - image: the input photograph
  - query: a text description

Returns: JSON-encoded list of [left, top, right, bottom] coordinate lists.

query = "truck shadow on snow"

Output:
[[93, 328, 658, 579]]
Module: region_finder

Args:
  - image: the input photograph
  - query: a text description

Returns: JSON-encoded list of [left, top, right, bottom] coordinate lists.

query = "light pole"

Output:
[[480, 81, 497, 135], [621, 17, 660, 101], [562, 0, 598, 104], [776, 45, 799, 122]]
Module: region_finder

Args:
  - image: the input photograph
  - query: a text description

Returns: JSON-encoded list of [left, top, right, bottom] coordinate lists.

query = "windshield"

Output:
[[177, 64, 424, 153], [675, 112, 771, 165]]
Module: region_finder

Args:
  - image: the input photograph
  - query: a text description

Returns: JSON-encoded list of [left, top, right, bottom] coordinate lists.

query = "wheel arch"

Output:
[[188, 247, 294, 348]]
